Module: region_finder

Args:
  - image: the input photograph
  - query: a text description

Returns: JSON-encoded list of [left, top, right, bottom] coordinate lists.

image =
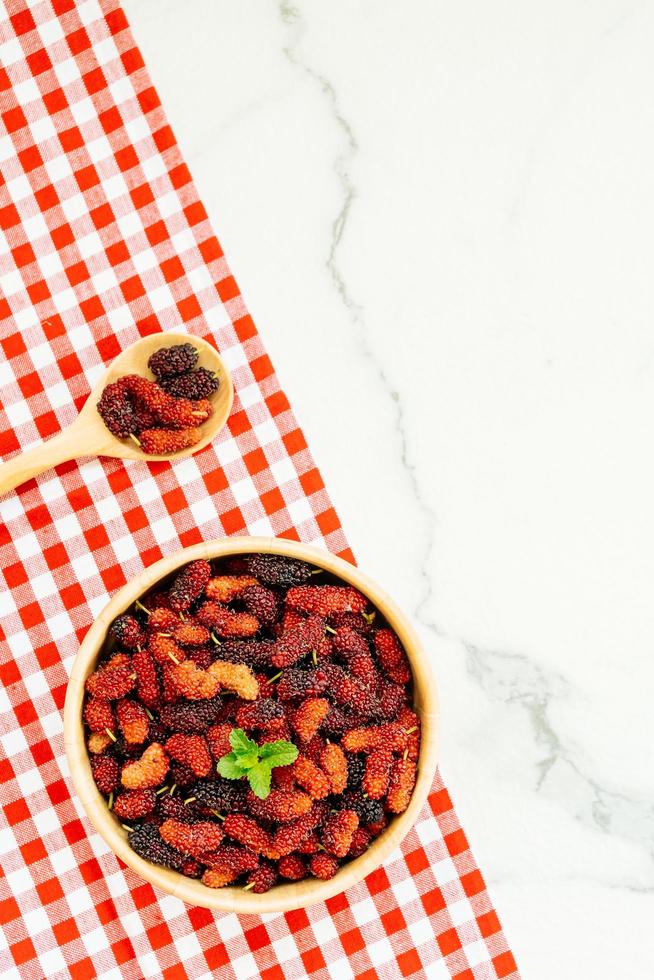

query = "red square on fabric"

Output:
[[217, 275, 239, 302], [75, 164, 100, 191], [20, 837, 47, 865], [51, 223, 75, 249], [5, 798, 30, 824], [204, 943, 229, 970], [43, 86, 68, 114], [2, 106, 27, 132], [67, 27, 92, 54], [53, 917, 80, 946], [161, 256, 184, 282], [69, 958, 95, 980], [58, 352, 82, 379], [445, 829, 468, 857], [477, 910, 501, 938], [83, 67, 107, 95], [341, 928, 365, 954], [11, 937, 37, 967], [80, 295, 105, 321], [115, 144, 139, 171], [130, 181, 154, 209], [10, 8, 36, 33], [245, 925, 270, 952], [0, 897, 21, 924], [177, 294, 202, 321], [18, 145, 43, 172], [381, 908, 406, 935], [398, 950, 423, 977], [437, 928, 462, 957], [91, 203, 115, 229], [99, 106, 122, 134], [493, 952, 518, 977], [27, 48, 52, 75], [120, 275, 145, 301], [106, 240, 130, 266], [301, 947, 326, 974], [145, 220, 168, 246], [35, 184, 59, 211], [59, 126, 84, 152]]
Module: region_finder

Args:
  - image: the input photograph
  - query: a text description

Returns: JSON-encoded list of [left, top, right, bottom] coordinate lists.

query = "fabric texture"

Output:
[[0, 2, 519, 977]]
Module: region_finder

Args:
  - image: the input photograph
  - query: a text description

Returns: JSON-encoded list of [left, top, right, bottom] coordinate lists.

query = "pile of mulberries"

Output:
[[96, 342, 220, 454], [83, 552, 420, 893]]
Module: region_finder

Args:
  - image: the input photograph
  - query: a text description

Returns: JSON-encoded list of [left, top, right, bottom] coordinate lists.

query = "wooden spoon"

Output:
[[0, 332, 233, 496]]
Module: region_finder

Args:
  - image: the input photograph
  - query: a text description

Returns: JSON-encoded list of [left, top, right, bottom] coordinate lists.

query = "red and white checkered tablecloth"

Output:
[[0, 2, 520, 977]]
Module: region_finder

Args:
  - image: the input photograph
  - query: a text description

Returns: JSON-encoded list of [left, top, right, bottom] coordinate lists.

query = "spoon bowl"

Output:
[[0, 332, 233, 495]]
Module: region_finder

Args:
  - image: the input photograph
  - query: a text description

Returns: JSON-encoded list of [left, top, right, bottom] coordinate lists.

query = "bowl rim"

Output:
[[63, 536, 439, 913]]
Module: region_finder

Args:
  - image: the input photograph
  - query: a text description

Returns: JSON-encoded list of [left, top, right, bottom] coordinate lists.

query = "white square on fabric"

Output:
[[156, 191, 182, 219], [1, 270, 25, 298], [21, 211, 50, 241], [147, 283, 176, 314], [75, 231, 104, 260], [34, 803, 63, 837], [23, 566, 56, 599], [102, 171, 129, 202], [16, 767, 45, 799], [6, 174, 33, 203], [91, 266, 120, 296], [446, 897, 475, 928], [270, 935, 299, 965], [431, 855, 460, 887], [105, 304, 134, 333], [47, 381, 74, 409], [60, 192, 88, 222], [12, 77, 41, 105], [54, 56, 81, 87], [124, 115, 149, 145], [81, 925, 111, 956], [0, 38, 24, 66], [22, 905, 51, 939], [4, 399, 33, 427], [109, 75, 134, 106], [29, 115, 57, 144], [85, 134, 113, 166], [36, 947, 67, 976], [461, 938, 492, 967], [37, 14, 65, 45], [36, 250, 65, 279], [0, 135, 17, 163], [232, 953, 259, 980], [52, 286, 80, 314], [91, 37, 118, 67], [44, 154, 74, 185], [141, 153, 167, 182]]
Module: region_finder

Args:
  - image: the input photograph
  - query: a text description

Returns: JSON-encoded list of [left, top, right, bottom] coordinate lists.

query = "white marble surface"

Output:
[[123, 2, 654, 976]]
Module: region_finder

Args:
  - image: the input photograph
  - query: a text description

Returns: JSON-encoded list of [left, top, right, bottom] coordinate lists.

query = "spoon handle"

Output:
[[0, 422, 89, 497]]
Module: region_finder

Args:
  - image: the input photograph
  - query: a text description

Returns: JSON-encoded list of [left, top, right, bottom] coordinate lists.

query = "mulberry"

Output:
[[291, 756, 330, 800], [286, 585, 367, 617], [85, 661, 135, 701], [169, 560, 211, 613], [165, 734, 212, 778], [121, 743, 169, 790], [113, 789, 156, 821], [83, 698, 115, 734], [241, 585, 278, 626], [277, 668, 328, 702], [362, 748, 393, 800], [321, 809, 359, 858], [116, 700, 149, 744], [309, 853, 339, 880], [292, 698, 329, 744], [132, 648, 161, 710], [90, 754, 119, 795], [242, 553, 314, 588], [109, 614, 145, 650], [319, 743, 348, 794], [204, 576, 258, 602], [246, 861, 278, 893], [128, 823, 185, 871], [159, 819, 224, 858], [147, 343, 199, 378], [161, 367, 219, 400], [386, 758, 417, 814], [272, 616, 325, 669], [159, 697, 223, 734], [197, 604, 260, 638], [278, 854, 307, 881], [236, 699, 284, 731], [374, 629, 411, 685], [247, 789, 312, 824]]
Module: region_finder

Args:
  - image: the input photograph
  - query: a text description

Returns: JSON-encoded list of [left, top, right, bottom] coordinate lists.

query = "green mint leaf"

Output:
[[259, 740, 299, 768], [247, 761, 272, 799], [229, 728, 259, 758], [217, 752, 248, 780]]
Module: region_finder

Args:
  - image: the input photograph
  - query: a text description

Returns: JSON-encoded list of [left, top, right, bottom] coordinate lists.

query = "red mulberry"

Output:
[[319, 743, 348, 794], [169, 560, 211, 612], [309, 853, 339, 880], [110, 614, 145, 650], [386, 758, 417, 814], [246, 861, 278, 893], [204, 576, 258, 602], [278, 854, 307, 880], [362, 748, 393, 800], [83, 698, 115, 734], [113, 789, 156, 821], [223, 815, 277, 857], [291, 755, 330, 800], [322, 809, 359, 858], [132, 648, 161, 710], [121, 743, 169, 790], [116, 700, 149, 744], [286, 585, 367, 617], [272, 616, 324, 669], [85, 661, 135, 701], [247, 788, 312, 823], [90, 754, 119, 795], [160, 819, 224, 858], [241, 585, 278, 626], [292, 698, 329, 744], [277, 668, 328, 702], [374, 629, 411, 685], [196, 604, 260, 638], [165, 734, 212, 778], [236, 699, 284, 731]]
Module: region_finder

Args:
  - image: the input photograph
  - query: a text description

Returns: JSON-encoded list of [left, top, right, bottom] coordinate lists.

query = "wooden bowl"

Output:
[[64, 537, 439, 913]]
